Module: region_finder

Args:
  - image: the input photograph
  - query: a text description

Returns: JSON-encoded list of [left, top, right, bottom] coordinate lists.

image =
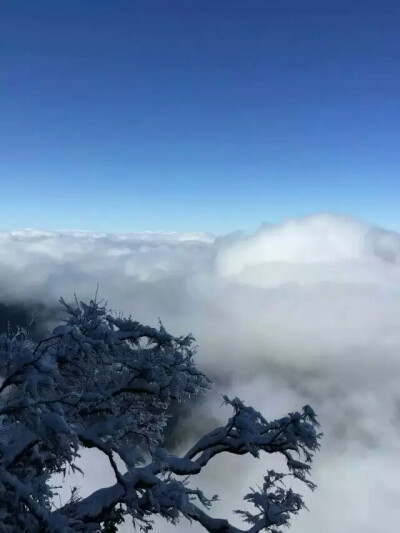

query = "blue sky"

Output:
[[1, 0, 399, 234]]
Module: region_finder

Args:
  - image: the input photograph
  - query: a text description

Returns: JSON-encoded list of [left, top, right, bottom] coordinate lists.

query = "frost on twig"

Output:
[[0, 296, 321, 532]]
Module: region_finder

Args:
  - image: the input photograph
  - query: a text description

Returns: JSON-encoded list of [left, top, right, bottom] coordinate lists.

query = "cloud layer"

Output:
[[1, 214, 400, 532]]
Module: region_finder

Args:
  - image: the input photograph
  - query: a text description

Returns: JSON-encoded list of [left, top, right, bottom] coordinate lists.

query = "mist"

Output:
[[1, 213, 400, 532]]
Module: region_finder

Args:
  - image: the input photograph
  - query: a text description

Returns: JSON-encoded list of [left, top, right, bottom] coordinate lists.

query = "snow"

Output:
[[0, 296, 320, 532]]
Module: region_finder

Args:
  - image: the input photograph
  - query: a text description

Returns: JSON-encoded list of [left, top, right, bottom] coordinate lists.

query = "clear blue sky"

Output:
[[1, 0, 399, 234]]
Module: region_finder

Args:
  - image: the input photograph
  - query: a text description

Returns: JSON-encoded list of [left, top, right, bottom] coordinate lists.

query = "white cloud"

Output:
[[1, 214, 400, 532]]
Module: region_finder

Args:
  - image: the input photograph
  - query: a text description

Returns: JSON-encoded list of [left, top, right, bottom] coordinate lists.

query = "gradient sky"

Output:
[[1, 0, 399, 234]]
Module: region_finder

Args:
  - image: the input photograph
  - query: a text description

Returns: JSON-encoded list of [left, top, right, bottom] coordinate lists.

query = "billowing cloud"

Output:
[[1, 214, 400, 532]]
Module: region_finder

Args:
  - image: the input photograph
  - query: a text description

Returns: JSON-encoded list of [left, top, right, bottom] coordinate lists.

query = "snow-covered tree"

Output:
[[0, 296, 321, 532]]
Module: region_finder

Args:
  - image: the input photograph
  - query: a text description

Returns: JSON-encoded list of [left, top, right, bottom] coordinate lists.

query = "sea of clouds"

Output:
[[1, 213, 400, 533]]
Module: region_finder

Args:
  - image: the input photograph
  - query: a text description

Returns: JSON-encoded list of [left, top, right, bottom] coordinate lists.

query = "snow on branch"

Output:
[[0, 295, 321, 532]]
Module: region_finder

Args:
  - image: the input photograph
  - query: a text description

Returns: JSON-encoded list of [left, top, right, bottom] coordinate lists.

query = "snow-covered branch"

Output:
[[0, 296, 321, 532]]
